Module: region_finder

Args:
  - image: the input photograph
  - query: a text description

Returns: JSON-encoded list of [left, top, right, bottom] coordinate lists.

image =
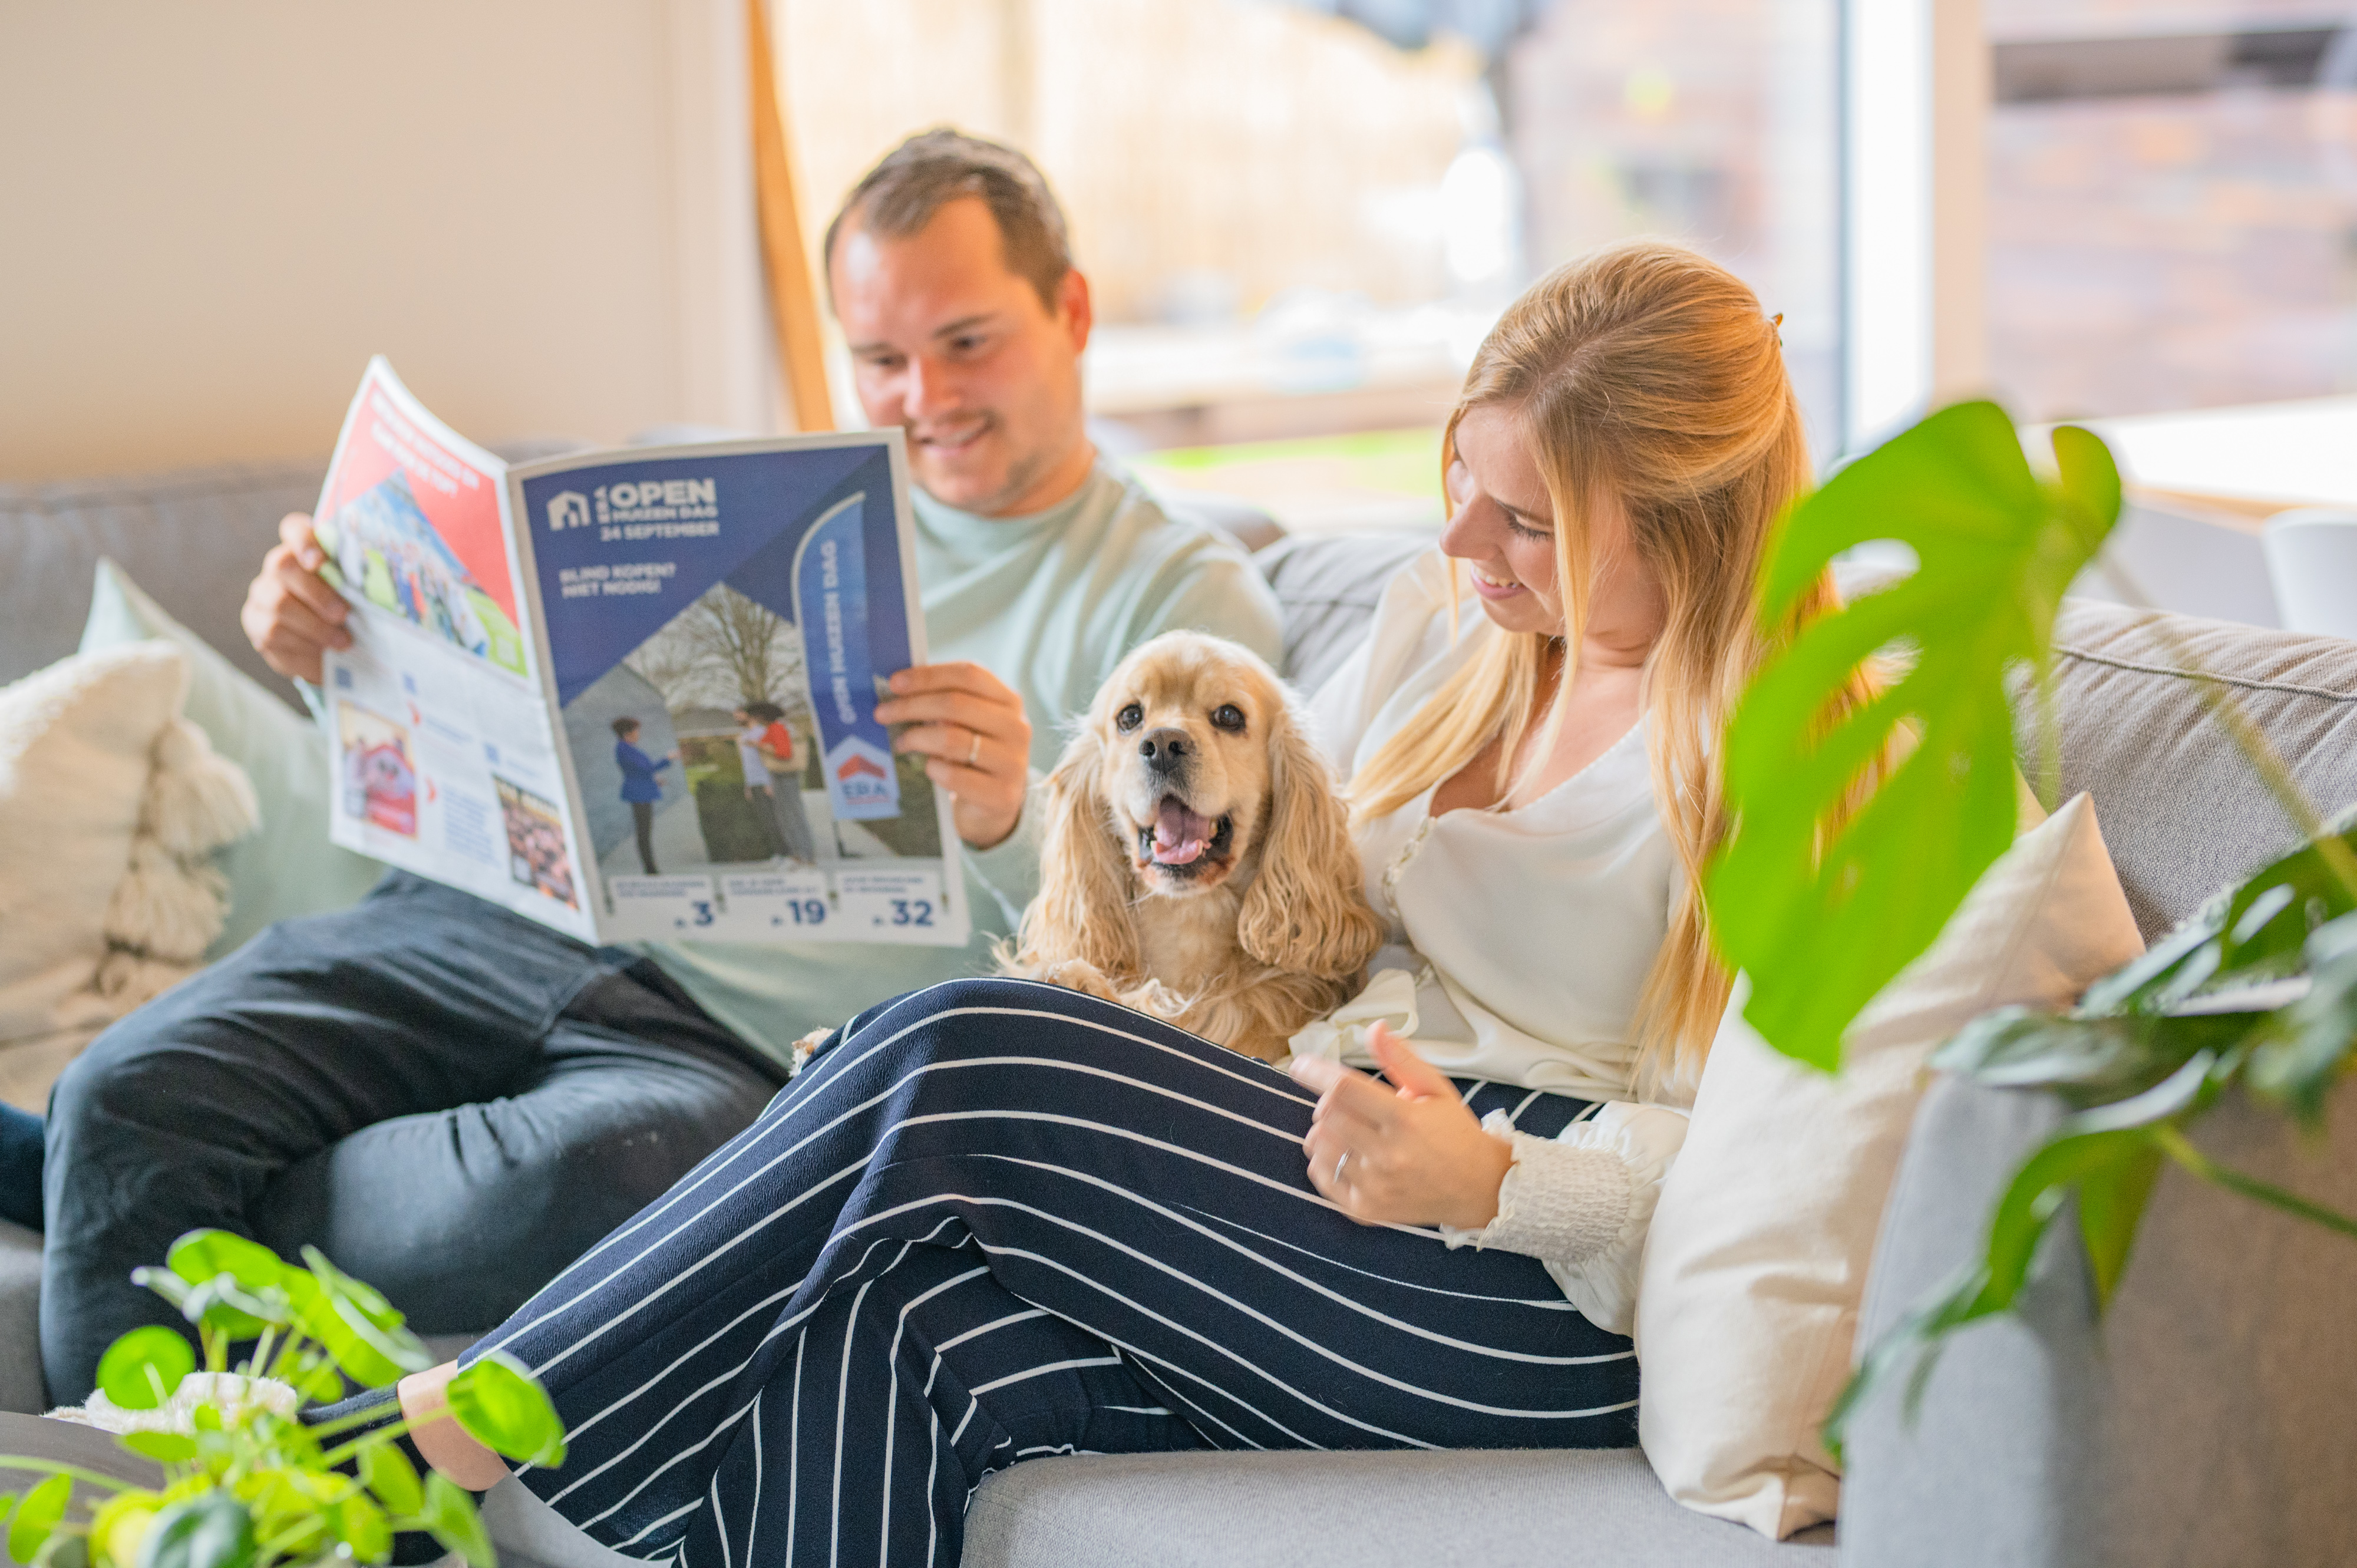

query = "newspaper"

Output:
[[315, 358, 965, 947]]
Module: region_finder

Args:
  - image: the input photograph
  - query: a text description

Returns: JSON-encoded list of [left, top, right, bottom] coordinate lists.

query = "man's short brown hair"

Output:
[[823, 128, 1074, 315]]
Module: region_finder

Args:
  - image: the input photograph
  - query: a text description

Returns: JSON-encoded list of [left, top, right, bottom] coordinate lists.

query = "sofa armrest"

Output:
[[1840, 1073, 2357, 1568]]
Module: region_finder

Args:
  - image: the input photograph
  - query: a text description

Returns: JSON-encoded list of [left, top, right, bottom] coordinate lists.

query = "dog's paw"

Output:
[[1041, 959, 1125, 1004], [789, 1026, 835, 1078]]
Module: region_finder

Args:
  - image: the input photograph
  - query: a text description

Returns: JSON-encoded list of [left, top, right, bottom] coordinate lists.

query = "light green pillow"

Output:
[[78, 559, 383, 958]]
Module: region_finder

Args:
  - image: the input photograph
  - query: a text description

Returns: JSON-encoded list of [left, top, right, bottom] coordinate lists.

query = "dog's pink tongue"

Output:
[[1151, 798, 1215, 866]]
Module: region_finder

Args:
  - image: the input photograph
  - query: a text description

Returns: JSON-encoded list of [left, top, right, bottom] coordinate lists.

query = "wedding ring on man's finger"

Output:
[[966, 728, 982, 767], [1333, 1150, 1352, 1183]]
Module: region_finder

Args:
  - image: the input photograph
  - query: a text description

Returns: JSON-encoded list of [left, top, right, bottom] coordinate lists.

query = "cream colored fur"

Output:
[[999, 632, 1382, 1061]]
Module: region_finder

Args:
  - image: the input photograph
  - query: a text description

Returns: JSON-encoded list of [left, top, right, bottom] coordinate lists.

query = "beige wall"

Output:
[[0, 1, 771, 482]]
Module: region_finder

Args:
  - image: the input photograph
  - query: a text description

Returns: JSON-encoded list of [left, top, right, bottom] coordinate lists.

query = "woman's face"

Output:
[[1439, 403, 1664, 655]]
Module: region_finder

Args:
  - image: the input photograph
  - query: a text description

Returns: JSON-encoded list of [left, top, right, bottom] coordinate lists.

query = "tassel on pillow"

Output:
[[144, 719, 260, 859], [103, 839, 230, 964], [88, 711, 262, 1019]]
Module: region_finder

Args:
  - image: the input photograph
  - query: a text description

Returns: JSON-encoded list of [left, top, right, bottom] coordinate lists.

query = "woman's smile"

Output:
[[1468, 565, 1527, 601]]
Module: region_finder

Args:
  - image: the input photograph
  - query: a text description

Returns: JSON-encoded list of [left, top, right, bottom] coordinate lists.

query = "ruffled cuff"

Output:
[[1437, 1102, 1689, 1335]]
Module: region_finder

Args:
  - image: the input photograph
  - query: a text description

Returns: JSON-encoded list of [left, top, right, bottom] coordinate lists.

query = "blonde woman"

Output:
[[341, 243, 1871, 1567]]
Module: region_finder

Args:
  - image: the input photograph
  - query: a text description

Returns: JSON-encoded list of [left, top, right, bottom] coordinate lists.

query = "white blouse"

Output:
[[1289, 549, 1691, 1333]]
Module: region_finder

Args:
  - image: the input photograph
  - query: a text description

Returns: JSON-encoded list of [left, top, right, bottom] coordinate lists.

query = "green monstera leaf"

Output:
[[1706, 400, 2121, 1071]]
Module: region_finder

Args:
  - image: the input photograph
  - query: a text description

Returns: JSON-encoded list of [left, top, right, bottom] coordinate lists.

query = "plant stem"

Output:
[[2154, 1125, 2357, 1239], [316, 1422, 411, 1470], [303, 1404, 405, 1441]]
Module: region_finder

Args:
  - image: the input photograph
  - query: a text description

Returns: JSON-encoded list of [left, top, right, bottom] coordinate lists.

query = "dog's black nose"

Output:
[[1138, 728, 1190, 771]]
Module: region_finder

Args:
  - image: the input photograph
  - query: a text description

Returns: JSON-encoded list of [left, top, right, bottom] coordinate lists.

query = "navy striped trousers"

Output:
[[474, 978, 1638, 1567]]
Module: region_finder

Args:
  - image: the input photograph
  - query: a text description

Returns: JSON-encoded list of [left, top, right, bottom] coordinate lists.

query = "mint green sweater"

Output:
[[639, 462, 1285, 1068]]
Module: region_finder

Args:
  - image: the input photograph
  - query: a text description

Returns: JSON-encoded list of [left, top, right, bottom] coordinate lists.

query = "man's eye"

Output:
[[1211, 704, 1246, 732], [1117, 703, 1144, 732]]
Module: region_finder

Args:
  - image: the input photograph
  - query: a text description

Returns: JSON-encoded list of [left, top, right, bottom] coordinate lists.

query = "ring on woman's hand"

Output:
[[966, 728, 981, 767], [1333, 1150, 1352, 1183]]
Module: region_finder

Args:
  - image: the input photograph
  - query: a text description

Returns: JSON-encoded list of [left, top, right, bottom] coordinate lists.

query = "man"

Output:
[[42, 130, 1282, 1401]]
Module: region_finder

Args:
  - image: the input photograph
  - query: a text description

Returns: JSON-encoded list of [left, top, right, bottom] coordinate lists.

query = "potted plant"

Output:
[[0, 1230, 565, 1568], [1700, 398, 2357, 1445]]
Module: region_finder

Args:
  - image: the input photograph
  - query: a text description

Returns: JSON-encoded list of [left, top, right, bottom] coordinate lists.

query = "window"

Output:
[[1984, 2, 2357, 421], [775, 0, 1844, 527]]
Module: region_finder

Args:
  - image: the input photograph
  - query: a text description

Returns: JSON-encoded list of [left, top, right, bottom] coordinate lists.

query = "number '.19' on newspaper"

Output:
[[314, 356, 966, 948]]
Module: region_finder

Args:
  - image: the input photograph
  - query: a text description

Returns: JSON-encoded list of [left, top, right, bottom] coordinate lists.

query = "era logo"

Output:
[[546, 491, 591, 532]]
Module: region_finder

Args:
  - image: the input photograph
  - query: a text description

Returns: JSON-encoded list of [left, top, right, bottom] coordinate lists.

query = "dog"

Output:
[[998, 631, 1385, 1062]]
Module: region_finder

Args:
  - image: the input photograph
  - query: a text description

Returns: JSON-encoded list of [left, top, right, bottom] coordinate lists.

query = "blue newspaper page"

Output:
[[507, 430, 966, 947], [317, 359, 598, 943]]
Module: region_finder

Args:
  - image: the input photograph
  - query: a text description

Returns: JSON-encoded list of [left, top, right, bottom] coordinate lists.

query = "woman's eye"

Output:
[[1211, 704, 1246, 732], [1117, 703, 1144, 732], [1506, 513, 1553, 542]]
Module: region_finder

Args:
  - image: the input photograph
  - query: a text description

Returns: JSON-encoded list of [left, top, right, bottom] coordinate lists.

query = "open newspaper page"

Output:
[[508, 430, 967, 947], [316, 358, 597, 941]]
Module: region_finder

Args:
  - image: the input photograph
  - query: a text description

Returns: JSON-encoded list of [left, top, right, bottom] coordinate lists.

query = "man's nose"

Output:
[[1138, 728, 1190, 773], [903, 353, 959, 420]]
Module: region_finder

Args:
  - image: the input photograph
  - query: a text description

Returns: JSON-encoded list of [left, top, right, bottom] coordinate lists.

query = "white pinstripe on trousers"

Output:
[[470, 977, 1639, 1567]]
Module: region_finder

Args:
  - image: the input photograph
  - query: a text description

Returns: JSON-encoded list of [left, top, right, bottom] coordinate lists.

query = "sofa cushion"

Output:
[[1254, 532, 1433, 696], [0, 461, 328, 702], [1840, 1072, 2357, 1568], [81, 560, 385, 958], [0, 1227, 43, 1414], [2025, 600, 2357, 940], [961, 1448, 1831, 1567]]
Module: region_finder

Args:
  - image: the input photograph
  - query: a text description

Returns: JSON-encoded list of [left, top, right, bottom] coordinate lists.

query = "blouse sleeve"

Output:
[[1435, 1102, 1689, 1336]]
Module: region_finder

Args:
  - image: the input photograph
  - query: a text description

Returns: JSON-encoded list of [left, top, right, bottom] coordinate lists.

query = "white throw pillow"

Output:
[[0, 644, 258, 1054], [1635, 793, 2144, 1540]]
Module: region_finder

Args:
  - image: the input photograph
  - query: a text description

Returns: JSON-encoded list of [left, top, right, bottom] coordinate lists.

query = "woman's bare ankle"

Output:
[[398, 1362, 510, 1490]]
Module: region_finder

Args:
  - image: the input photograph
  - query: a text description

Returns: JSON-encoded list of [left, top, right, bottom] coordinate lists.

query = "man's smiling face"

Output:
[[830, 196, 1094, 518]]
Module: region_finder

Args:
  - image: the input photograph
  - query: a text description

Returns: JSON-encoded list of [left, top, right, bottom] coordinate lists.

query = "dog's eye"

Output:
[[1116, 702, 1144, 733], [1211, 704, 1247, 732]]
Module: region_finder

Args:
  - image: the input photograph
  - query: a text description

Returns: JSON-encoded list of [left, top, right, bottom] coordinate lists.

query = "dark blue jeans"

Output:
[[41, 873, 784, 1405]]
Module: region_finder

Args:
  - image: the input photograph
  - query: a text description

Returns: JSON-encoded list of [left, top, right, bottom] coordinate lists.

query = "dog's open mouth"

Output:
[[1137, 796, 1234, 877]]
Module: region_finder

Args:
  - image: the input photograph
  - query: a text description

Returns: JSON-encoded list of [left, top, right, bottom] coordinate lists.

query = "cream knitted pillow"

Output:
[[0, 643, 258, 1045], [1635, 793, 2144, 1539]]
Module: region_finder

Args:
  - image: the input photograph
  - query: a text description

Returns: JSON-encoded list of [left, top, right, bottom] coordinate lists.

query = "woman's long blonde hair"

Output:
[[1348, 240, 1873, 1100]]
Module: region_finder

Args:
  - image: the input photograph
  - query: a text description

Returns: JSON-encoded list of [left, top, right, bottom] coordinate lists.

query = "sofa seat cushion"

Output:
[[0, 1227, 47, 1414], [960, 1448, 1831, 1567]]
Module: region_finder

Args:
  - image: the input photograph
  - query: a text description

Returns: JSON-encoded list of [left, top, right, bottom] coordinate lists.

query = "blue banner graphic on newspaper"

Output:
[[793, 493, 900, 821]]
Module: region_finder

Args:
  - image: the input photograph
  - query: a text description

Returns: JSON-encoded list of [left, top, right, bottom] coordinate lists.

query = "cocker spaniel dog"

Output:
[[998, 631, 1384, 1061]]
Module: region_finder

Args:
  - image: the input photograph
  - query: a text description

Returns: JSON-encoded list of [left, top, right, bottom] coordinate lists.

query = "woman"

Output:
[[745, 700, 820, 864], [610, 717, 675, 876], [367, 242, 1876, 1566], [731, 705, 793, 860]]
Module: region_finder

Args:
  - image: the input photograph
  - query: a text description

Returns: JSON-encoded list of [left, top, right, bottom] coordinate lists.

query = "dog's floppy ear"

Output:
[[1010, 724, 1142, 979], [1236, 698, 1385, 979]]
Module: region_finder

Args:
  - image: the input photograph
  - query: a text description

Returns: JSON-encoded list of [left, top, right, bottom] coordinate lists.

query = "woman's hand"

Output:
[[1289, 1024, 1514, 1230], [874, 662, 1032, 850]]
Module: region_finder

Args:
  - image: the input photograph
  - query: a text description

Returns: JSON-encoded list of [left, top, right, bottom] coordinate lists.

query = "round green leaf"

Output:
[[117, 1432, 197, 1465], [133, 1494, 253, 1568], [419, 1475, 494, 1568], [9, 1474, 71, 1565], [163, 1234, 283, 1295], [326, 1494, 389, 1564], [356, 1442, 422, 1519], [444, 1354, 566, 1469], [96, 1328, 195, 1413], [289, 1249, 428, 1388]]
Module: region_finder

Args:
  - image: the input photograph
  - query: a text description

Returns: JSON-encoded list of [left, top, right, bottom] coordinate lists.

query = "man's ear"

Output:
[[1058, 268, 1093, 354]]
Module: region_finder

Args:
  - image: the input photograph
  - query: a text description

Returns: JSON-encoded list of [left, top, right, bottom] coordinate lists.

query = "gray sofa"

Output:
[[4, 461, 2355, 1567]]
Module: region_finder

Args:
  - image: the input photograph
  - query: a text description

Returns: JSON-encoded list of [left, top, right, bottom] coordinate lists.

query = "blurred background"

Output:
[[8, 0, 2357, 554]]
